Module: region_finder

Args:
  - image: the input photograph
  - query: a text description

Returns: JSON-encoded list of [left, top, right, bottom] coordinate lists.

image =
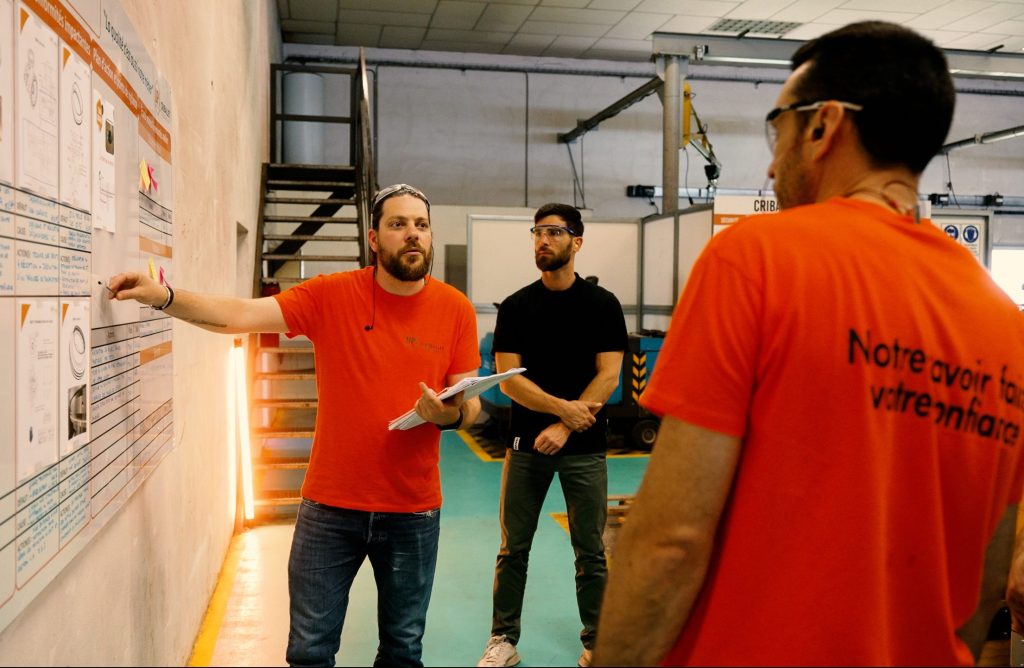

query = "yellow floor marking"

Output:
[[456, 429, 503, 462], [187, 533, 244, 666]]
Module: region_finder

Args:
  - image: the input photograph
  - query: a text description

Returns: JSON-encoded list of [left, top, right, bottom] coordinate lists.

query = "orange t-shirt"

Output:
[[641, 198, 1024, 666], [274, 267, 480, 512]]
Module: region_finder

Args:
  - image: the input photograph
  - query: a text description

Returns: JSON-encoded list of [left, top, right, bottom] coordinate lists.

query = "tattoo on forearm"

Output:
[[184, 318, 228, 328]]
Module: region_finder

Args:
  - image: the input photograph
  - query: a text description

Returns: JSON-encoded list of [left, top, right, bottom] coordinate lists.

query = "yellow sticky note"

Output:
[[140, 160, 152, 191], [148, 258, 157, 280]]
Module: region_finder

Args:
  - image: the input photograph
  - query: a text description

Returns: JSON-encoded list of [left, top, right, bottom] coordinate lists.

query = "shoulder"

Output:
[[575, 277, 621, 305], [500, 280, 543, 307]]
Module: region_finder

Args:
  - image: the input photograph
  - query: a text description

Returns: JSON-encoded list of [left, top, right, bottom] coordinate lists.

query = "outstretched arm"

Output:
[[107, 271, 289, 334], [594, 416, 740, 666]]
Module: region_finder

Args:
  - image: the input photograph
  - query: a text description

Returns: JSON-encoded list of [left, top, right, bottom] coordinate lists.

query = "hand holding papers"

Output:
[[388, 368, 526, 431]]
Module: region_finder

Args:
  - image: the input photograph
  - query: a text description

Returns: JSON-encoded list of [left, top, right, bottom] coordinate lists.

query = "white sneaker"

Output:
[[476, 635, 521, 667], [578, 648, 593, 667]]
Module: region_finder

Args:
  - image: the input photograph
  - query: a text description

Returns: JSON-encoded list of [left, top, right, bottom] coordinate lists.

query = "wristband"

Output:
[[437, 405, 464, 431], [152, 285, 174, 311]]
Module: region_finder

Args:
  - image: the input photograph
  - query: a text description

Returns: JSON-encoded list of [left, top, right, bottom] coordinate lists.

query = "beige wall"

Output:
[[0, 1, 277, 664]]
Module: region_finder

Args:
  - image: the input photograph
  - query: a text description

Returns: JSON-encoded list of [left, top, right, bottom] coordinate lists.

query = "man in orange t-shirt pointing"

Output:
[[595, 21, 1024, 667], [107, 184, 481, 667]]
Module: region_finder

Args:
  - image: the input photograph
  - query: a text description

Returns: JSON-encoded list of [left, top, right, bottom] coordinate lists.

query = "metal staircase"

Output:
[[246, 53, 376, 522]]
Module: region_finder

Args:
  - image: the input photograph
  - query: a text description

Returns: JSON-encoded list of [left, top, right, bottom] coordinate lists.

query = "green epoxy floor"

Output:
[[205, 432, 649, 667]]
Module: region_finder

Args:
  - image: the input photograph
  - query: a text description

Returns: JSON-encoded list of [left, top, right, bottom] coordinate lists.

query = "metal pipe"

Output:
[[662, 55, 681, 215], [941, 124, 1024, 153]]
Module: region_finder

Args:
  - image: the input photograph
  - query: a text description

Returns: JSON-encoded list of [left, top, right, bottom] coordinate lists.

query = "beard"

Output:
[[535, 244, 572, 271], [773, 144, 815, 210], [379, 243, 432, 281]]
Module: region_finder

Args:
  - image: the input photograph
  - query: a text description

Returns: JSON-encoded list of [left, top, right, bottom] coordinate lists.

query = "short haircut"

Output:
[[534, 203, 584, 236], [790, 21, 954, 174], [371, 184, 430, 230]]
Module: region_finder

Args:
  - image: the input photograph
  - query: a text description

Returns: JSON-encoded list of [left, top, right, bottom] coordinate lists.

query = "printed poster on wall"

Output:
[[15, 298, 58, 483], [15, 2, 58, 200], [90, 88, 114, 232], [0, 0, 14, 186], [58, 299, 89, 456], [59, 45, 90, 211]]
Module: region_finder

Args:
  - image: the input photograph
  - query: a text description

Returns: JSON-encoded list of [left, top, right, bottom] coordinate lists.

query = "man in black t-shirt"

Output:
[[476, 204, 627, 668]]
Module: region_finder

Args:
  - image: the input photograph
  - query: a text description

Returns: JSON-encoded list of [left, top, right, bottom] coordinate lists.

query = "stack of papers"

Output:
[[388, 368, 526, 431]]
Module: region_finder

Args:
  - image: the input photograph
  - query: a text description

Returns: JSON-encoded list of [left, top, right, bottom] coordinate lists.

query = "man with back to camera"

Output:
[[106, 184, 481, 667], [476, 203, 626, 668], [593, 21, 1024, 666]]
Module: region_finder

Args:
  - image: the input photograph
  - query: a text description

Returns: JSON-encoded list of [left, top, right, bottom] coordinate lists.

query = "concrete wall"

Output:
[[0, 1, 277, 664]]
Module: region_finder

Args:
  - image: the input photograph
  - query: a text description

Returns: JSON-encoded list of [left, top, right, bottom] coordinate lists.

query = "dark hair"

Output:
[[534, 203, 584, 236], [790, 21, 954, 174], [370, 184, 430, 231]]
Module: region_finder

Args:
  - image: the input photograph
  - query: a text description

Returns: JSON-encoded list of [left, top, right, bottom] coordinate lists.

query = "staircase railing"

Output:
[[354, 49, 376, 265]]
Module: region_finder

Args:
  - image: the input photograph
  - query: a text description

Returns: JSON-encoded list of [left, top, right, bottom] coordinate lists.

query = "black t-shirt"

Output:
[[493, 274, 627, 455]]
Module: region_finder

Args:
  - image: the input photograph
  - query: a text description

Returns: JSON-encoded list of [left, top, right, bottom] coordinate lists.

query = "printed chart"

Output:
[[0, 0, 174, 631]]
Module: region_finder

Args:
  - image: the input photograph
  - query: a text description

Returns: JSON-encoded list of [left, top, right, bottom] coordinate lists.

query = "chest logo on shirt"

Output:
[[404, 336, 446, 354]]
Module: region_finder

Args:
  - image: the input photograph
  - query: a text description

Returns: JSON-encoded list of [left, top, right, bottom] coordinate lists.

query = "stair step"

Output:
[[258, 347, 313, 354], [255, 428, 315, 438], [263, 234, 360, 242], [254, 456, 309, 470], [267, 179, 355, 191], [265, 196, 355, 205], [267, 164, 356, 182], [262, 254, 361, 262], [254, 398, 318, 408], [255, 370, 316, 380], [264, 215, 359, 224], [254, 492, 302, 507]]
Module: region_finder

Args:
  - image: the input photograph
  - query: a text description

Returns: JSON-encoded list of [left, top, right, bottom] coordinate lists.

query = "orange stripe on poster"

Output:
[[139, 107, 172, 163], [139, 237, 173, 259], [22, 0, 93, 63], [61, 303, 69, 322], [140, 341, 173, 365], [713, 214, 744, 226], [20, 303, 30, 327], [91, 41, 140, 115]]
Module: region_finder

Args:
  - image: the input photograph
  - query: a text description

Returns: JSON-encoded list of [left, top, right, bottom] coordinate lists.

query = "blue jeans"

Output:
[[286, 499, 441, 667]]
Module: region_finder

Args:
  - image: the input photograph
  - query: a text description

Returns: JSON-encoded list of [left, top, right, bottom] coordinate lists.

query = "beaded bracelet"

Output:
[[152, 285, 174, 311]]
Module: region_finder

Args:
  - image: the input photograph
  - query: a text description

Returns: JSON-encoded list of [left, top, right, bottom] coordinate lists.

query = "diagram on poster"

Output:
[[15, 4, 58, 200], [0, 0, 14, 185], [59, 299, 89, 455], [91, 89, 114, 232], [15, 298, 58, 483], [59, 46, 90, 211]]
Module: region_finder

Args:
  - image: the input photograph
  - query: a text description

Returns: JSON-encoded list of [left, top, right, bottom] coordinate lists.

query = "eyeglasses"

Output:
[[764, 100, 864, 150], [372, 183, 430, 211], [530, 225, 578, 240]]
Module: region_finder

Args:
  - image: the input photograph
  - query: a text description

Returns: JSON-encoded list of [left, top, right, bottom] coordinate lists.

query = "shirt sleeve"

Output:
[[448, 292, 482, 376], [640, 244, 762, 438], [595, 291, 628, 353], [492, 294, 521, 354], [272, 274, 327, 341]]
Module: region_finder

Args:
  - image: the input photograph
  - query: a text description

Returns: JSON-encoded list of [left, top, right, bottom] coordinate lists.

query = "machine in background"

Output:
[[477, 331, 664, 450]]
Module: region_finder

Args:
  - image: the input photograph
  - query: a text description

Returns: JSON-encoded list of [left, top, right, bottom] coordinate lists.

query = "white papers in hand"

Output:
[[388, 368, 526, 431]]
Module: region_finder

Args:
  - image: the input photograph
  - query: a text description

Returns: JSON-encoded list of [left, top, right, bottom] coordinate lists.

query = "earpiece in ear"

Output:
[[812, 126, 824, 140]]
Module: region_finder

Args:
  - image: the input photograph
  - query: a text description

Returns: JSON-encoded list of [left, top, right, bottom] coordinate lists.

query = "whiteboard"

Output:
[[468, 214, 638, 309]]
